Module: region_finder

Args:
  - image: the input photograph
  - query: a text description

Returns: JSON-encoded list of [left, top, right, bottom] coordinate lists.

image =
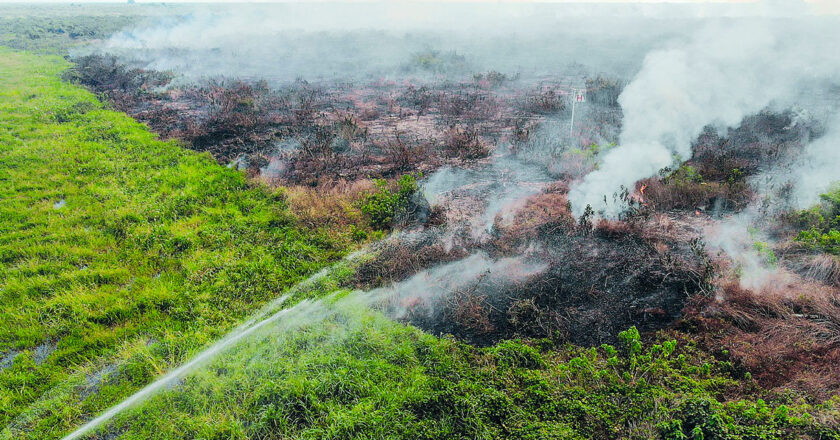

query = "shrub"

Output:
[[492, 340, 545, 370], [398, 85, 435, 116], [473, 70, 516, 88], [520, 88, 567, 115], [442, 124, 490, 159], [359, 173, 420, 230], [662, 164, 704, 186], [403, 49, 468, 74], [796, 185, 840, 255], [64, 54, 171, 96]]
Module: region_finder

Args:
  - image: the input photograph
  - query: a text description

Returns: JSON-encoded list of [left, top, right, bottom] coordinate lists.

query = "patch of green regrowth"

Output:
[[404, 49, 468, 74], [661, 163, 704, 186], [744, 227, 779, 268], [569, 142, 616, 161], [567, 142, 617, 171], [358, 173, 421, 230], [752, 241, 779, 267], [795, 185, 840, 255], [726, 167, 746, 191]]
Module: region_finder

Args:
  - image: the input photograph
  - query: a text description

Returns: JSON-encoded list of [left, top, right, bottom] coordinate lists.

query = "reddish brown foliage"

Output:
[[492, 188, 574, 248], [351, 232, 471, 289], [445, 288, 495, 335], [518, 88, 567, 115], [637, 175, 752, 214], [442, 124, 490, 160], [684, 279, 840, 399]]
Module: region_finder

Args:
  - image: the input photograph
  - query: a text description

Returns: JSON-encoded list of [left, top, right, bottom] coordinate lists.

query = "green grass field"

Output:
[[1, 49, 838, 440], [0, 48, 348, 437]]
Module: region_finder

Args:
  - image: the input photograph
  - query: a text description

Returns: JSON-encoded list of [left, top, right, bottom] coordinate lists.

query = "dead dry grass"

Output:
[[282, 179, 375, 231], [685, 275, 840, 399]]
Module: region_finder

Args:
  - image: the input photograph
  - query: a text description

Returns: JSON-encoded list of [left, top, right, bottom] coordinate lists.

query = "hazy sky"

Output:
[[0, 0, 823, 4], [0, 1, 835, 15]]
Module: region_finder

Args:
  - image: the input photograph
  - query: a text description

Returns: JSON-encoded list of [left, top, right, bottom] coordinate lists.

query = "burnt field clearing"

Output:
[[65, 47, 840, 400], [3, 3, 840, 440]]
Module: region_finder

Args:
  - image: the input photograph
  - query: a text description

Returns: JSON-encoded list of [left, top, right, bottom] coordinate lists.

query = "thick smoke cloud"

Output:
[[98, 3, 765, 83], [569, 18, 840, 217]]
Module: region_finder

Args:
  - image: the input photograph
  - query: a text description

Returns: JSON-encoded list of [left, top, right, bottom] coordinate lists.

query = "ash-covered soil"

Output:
[[68, 52, 840, 399]]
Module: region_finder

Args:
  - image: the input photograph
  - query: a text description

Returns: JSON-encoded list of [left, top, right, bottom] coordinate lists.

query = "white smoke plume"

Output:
[[703, 208, 790, 290], [791, 112, 840, 208], [422, 151, 554, 238], [371, 252, 547, 319], [569, 18, 840, 217]]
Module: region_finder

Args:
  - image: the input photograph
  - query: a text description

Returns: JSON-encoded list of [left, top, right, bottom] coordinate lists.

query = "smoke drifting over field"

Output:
[[83, 2, 840, 279], [100, 2, 840, 211], [89, 2, 840, 280], [422, 152, 554, 237], [98, 3, 781, 82]]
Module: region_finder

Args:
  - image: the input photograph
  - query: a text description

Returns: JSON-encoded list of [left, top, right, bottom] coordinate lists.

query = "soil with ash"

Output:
[[67, 53, 840, 400], [65, 54, 626, 188], [406, 213, 712, 347]]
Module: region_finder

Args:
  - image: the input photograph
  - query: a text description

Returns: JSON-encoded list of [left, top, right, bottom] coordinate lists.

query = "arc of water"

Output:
[[62, 294, 300, 440]]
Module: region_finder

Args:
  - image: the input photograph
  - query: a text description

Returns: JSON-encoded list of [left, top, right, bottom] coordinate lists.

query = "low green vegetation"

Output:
[[570, 142, 617, 162], [54, 296, 840, 440], [404, 50, 468, 74], [797, 186, 840, 255], [359, 173, 421, 230], [662, 163, 704, 186], [0, 49, 347, 435], [753, 240, 779, 267], [0, 3, 194, 55], [569, 142, 617, 171], [0, 5, 139, 54]]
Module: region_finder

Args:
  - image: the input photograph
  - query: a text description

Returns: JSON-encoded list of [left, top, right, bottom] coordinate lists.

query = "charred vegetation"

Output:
[[404, 208, 713, 347], [62, 51, 840, 409]]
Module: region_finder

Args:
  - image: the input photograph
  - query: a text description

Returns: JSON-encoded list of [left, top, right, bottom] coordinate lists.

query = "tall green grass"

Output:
[[0, 48, 347, 436]]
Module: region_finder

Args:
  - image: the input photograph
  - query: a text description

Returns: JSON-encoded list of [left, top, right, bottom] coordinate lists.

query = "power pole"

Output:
[[569, 88, 585, 140]]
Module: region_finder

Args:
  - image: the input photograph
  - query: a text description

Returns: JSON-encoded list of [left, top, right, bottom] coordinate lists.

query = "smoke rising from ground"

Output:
[[90, 2, 840, 286], [374, 252, 547, 319], [422, 151, 554, 237], [791, 112, 840, 208], [569, 18, 840, 217]]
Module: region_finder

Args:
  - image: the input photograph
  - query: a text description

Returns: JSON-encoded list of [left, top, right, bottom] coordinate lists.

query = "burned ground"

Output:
[[65, 54, 640, 191], [66, 54, 581, 187], [684, 279, 840, 399], [63, 52, 840, 404], [401, 210, 712, 347], [635, 111, 822, 215]]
